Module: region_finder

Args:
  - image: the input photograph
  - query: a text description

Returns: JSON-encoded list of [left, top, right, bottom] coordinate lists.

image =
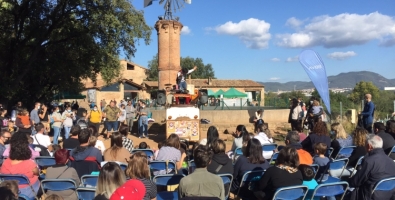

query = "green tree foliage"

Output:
[[146, 55, 215, 81], [264, 91, 306, 108], [349, 81, 380, 104], [0, 0, 152, 106]]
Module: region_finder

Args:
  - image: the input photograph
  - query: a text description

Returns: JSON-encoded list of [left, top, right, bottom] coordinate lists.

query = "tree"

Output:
[[146, 55, 215, 81], [349, 81, 380, 104], [0, 0, 152, 107]]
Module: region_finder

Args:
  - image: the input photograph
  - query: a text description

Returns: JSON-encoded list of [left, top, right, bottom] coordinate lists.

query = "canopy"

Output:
[[222, 88, 247, 98], [207, 89, 215, 96], [213, 89, 225, 97]]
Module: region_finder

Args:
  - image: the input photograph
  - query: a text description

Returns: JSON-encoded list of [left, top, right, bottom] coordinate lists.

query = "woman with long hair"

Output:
[[125, 151, 157, 199], [254, 123, 274, 159], [230, 125, 249, 152], [103, 132, 131, 162], [231, 138, 269, 197], [254, 146, 303, 199], [288, 98, 303, 131], [0, 132, 40, 199], [200, 126, 219, 146], [330, 122, 353, 158], [94, 162, 126, 200], [156, 134, 187, 173], [301, 121, 331, 155]]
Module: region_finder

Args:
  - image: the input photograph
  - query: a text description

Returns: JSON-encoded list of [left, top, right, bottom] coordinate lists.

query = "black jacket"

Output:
[[347, 146, 367, 167], [349, 148, 395, 200], [301, 134, 332, 155], [207, 153, 234, 175], [376, 130, 395, 159]]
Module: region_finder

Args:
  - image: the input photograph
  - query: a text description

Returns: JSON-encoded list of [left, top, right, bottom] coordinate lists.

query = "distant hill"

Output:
[[259, 71, 395, 92]]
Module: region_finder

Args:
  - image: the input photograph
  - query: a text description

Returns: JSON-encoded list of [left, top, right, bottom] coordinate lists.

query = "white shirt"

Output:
[[95, 140, 105, 154], [177, 69, 195, 82], [32, 133, 51, 148], [254, 132, 274, 159], [118, 109, 126, 121]]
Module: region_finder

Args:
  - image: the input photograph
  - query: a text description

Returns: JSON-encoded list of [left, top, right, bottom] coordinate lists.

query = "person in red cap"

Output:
[[110, 179, 146, 200]]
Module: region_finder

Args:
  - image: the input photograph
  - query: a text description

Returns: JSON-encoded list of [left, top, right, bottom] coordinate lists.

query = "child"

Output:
[[0, 180, 19, 198], [298, 164, 318, 197], [154, 140, 165, 159], [138, 141, 149, 149], [313, 143, 330, 182]]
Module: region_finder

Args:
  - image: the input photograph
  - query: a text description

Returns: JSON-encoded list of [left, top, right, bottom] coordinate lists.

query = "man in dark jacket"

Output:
[[374, 122, 395, 159], [359, 94, 375, 133], [349, 134, 395, 200]]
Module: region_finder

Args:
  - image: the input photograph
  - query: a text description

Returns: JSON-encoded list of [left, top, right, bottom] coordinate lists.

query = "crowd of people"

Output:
[[1, 92, 395, 200]]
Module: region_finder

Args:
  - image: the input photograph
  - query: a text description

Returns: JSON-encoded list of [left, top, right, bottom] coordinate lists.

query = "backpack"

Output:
[[77, 119, 88, 129], [32, 144, 51, 156]]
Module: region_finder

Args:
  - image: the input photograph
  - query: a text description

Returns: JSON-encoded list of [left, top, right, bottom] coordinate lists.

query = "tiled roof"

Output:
[[83, 79, 142, 89], [143, 79, 264, 88], [143, 81, 158, 87]]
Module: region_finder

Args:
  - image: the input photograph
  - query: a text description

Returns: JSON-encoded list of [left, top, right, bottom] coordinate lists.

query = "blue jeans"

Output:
[[20, 180, 40, 199], [64, 126, 71, 139], [178, 81, 187, 90], [53, 126, 61, 144], [106, 121, 119, 132], [139, 116, 148, 137]]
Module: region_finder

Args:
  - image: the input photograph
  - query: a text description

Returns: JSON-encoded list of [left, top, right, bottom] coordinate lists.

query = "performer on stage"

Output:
[[177, 66, 197, 93]]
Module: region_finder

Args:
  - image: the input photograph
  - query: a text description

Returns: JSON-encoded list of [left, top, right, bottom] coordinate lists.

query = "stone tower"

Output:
[[155, 20, 183, 90]]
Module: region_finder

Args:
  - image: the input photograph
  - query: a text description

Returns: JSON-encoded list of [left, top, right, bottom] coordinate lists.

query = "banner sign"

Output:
[[299, 50, 331, 114]]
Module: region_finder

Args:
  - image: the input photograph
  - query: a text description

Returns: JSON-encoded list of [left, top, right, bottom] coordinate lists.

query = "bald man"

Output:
[[359, 94, 375, 133]]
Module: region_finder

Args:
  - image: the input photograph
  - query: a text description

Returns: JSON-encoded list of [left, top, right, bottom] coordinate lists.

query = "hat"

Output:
[[110, 179, 146, 200]]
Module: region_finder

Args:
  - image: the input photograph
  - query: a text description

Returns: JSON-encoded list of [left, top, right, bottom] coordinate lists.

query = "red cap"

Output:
[[110, 179, 146, 200]]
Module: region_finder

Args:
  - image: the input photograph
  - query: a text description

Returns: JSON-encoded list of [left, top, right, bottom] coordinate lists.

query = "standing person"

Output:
[[125, 100, 135, 134], [0, 108, 8, 130], [254, 109, 264, 132], [102, 101, 120, 139], [101, 99, 107, 111], [117, 104, 126, 127], [359, 93, 375, 133], [62, 105, 75, 139], [178, 145, 225, 199], [85, 105, 102, 132], [39, 104, 50, 133], [289, 98, 303, 131], [51, 106, 63, 145], [15, 109, 33, 134], [176, 66, 197, 92], [30, 102, 41, 135], [138, 101, 150, 138]]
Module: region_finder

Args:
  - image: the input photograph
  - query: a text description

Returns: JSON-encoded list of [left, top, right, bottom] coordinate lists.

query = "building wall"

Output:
[[119, 60, 147, 84]]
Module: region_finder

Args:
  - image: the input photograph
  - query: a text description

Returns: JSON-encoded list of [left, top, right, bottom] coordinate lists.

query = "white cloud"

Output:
[[181, 26, 191, 35], [285, 17, 304, 29], [212, 18, 271, 49], [269, 77, 280, 81], [271, 58, 281, 62], [286, 56, 299, 62], [276, 12, 395, 48], [327, 51, 357, 60]]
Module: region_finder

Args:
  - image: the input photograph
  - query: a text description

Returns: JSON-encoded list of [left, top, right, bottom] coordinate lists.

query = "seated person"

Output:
[[138, 141, 150, 149], [313, 143, 330, 182], [46, 149, 80, 200], [285, 131, 313, 165], [299, 164, 318, 197], [32, 123, 53, 153], [63, 125, 81, 149], [178, 145, 225, 199], [0, 180, 19, 199], [103, 132, 131, 163]]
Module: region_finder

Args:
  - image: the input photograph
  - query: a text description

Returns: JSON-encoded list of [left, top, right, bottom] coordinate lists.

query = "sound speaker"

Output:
[[157, 90, 166, 105], [199, 89, 208, 104]]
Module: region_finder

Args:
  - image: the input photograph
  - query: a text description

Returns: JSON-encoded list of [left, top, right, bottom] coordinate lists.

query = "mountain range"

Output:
[[259, 71, 395, 92]]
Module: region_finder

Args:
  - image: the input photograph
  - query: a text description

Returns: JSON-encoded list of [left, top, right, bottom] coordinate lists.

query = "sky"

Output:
[[127, 0, 395, 83]]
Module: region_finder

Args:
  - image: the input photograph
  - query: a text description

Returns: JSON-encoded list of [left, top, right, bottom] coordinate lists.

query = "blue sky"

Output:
[[128, 0, 395, 83]]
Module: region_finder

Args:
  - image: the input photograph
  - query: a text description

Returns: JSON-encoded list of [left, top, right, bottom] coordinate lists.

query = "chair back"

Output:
[[233, 148, 243, 163], [77, 187, 97, 200], [236, 170, 265, 196], [70, 160, 100, 178], [218, 174, 233, 199], [309, 164, 320, 179], [326, 147, 334, 158], [0, 174, 30, 185], [35, 156, 56, 168], [188, 160, 196, 174], [273, 185, 308, 200], [149, 161, 177, 175], [41, 179, 77, 194], [311, 181, 349, 199], [269, 152, 279, 165], [335, 146, 356, 159], [388, 145, 395, 156], [132, 149, 155, 159], [328, 158, 349, 172], [17, 194, 31, 200], [153, 174, 185, 186], [372, 177, 395, 194], [81, 175, 99, 187], [262, 144, 278, 152]]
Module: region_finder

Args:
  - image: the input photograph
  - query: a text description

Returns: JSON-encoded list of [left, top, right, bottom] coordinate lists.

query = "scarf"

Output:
[[276, 164, 298, 173], [18, 115, 30, 126]]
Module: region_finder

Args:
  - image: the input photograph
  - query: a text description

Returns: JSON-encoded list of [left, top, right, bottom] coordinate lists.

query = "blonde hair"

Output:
[[331, 123, 348, 139], [313, 100, 320, 106], [353, 127, 367, 147], [95, 162, 126, 198], [88, 136, 97, 147], [126, 151, 150, 179]]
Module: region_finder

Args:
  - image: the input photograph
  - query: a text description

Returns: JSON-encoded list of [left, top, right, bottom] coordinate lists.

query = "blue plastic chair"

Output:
[[326, 147, 334, 158], [132, 149, 155, 159], [35, 156, 56, 179], [270, 152, 279, 165], [310, 181, 349, 200], [335, 146, 356, 159], [77, 187, 97, 200], [188, 160, 196, 174], [0, 174, 36, 195], [235, 170, 265, 199], [309, 164, 320, 179], [218, 174, 233, 199], [349, 156, 364, 178], [372, 177, 395, 195], [273, 185, 308, 200], [153, 174, 185, 200], [81, 175, 99, 187], [321, 158, 349, 182], [233, 148, 243, 163], [17, 194, 31, 200], [41, 179, 77, 196], [149, 161, 177, 176], [388, 145, 395, 157], [262, 143, 278, 152]]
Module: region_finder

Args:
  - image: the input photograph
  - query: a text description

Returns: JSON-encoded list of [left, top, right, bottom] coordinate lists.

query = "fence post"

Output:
[[340, 102, 342, 122], [240, 98, 242, 110]]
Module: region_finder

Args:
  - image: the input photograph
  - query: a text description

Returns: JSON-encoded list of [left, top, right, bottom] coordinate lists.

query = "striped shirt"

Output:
[[122, 137, 134, 153], [138, 178, 157, 200], [154, 146, 181, 175]]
